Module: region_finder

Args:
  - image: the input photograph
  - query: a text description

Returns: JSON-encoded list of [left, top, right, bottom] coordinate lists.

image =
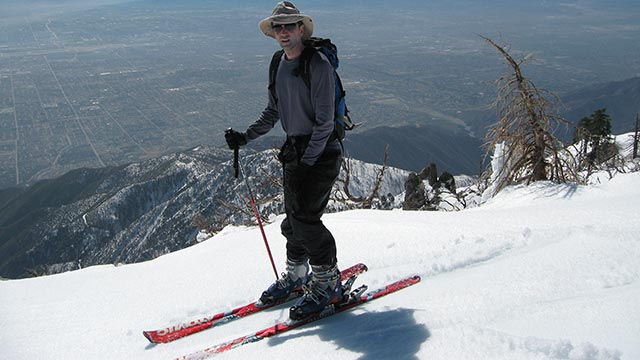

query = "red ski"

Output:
[[176, 275, 421, 359], [143, 263, 367, 343]]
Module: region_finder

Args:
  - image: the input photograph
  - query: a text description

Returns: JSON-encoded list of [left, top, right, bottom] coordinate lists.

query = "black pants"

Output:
[[280, 150, 342, 266]]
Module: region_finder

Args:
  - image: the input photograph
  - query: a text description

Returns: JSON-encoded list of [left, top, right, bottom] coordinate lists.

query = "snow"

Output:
[[1, 171, 639, 359]]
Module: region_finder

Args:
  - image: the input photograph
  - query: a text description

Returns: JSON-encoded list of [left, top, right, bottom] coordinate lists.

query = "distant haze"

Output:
[[4, 0, 134, 22], [0, 0, 638, 188]]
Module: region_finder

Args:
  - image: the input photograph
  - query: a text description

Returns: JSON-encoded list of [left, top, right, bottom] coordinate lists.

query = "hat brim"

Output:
[[259, 14, 314, 39]]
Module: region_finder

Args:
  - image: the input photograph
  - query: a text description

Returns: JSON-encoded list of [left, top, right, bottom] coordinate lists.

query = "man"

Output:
[[224, 1, 343, 320]]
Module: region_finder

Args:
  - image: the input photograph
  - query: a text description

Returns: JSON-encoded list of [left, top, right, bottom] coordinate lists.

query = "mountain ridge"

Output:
[[0, 146, 409, 279], [561, 76, 640, 133]]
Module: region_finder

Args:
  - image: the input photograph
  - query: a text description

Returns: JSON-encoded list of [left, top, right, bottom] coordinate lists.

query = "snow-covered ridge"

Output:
[[0, 147, 409, 278]]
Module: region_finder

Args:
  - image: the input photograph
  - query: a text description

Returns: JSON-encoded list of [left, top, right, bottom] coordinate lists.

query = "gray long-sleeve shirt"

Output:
[[245, 51, 340, 166]]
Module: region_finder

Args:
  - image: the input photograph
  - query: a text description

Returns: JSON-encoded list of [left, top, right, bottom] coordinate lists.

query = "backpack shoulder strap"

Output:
[[268, 49, 285, 104], [297, 45, 318, 90]]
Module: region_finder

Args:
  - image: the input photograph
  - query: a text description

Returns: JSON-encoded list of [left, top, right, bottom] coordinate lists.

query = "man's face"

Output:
[[273, 22, 304, 51]]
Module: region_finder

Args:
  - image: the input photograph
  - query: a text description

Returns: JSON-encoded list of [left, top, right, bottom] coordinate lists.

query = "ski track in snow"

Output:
[[1, 171, 639, 359]]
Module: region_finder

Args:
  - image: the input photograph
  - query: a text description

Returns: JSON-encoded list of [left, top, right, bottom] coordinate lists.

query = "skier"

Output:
[[224, 1, 343, 320]]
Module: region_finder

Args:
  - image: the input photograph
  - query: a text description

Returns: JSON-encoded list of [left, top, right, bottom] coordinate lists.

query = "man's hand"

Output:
[[224, 129, 247, 150]]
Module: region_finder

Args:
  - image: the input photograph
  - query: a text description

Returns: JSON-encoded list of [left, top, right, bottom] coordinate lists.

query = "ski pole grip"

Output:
[[225, 128, 240, 178]]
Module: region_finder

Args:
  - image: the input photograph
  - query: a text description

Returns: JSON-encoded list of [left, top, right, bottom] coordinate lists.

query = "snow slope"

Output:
[[1, 171, 639, 359]]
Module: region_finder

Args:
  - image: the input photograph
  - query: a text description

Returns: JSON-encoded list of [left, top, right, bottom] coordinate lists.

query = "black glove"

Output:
[[224, 129, 247, 150]]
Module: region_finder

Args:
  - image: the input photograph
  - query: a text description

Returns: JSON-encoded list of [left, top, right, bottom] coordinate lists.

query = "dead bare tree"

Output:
[[362, 146, 389, 208], [192, 213, 226, 233], [333, 146, 390, 209], [480, 35, 578, 196]]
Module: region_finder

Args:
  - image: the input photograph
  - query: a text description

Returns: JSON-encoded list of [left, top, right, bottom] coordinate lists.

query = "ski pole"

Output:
[[225, 128, 240, 179], [236, 153, 279, 280], [233, 147, 239, 178]]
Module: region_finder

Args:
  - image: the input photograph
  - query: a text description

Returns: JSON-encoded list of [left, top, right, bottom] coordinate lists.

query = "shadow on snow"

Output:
[[267, 307, 430, 359]]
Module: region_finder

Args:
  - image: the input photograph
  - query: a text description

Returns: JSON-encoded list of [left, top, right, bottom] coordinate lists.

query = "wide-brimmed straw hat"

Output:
[[259, 1, 314, 39]]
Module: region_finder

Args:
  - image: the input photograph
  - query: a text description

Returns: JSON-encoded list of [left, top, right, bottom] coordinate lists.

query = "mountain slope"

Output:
[[344, 124, 483, 175], [250, 124, 484, 175], [561, 76, 640, 133], [0, 170, 638, 359], [465, 76, 640, 143], [0, 147, 408, 279]]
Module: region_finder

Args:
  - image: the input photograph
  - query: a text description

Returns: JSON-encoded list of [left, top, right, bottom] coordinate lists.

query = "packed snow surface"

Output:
[[1, 172, 639, 359]]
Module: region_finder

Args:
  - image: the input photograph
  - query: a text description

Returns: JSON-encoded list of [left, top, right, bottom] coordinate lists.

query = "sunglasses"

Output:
[[271, 22, 301, 33]]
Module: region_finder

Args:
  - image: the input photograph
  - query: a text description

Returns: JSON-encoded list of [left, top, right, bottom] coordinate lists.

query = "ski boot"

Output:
[[259, 259, 309, 306], [289, 264, 342, 321]]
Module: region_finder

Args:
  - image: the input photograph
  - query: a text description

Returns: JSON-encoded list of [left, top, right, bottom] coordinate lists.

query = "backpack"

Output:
[[268, 37, 356, 142]]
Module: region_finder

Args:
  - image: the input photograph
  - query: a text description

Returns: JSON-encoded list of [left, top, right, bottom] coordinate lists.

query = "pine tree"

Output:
[[574, 108, 614, 166]]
